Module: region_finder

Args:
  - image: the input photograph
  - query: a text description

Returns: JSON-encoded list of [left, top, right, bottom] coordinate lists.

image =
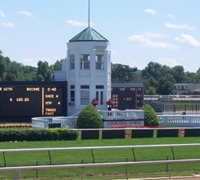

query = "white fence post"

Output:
[[13, 171, 20, 180]]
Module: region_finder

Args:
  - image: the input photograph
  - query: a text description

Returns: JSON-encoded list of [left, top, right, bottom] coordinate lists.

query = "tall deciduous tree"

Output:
[[157, 75, 175, 95], [37, 61, 52, 81], [142, 62, 162, 81], [172, 65, 185, 83], [111, 63, 138, 82]]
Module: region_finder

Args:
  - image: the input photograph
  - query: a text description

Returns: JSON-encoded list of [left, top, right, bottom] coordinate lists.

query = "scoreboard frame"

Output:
[[111, 82, 144, 110], [0, 81, 67, 123]]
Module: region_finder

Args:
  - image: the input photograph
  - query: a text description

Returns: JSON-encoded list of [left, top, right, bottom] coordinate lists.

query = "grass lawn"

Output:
[[1, 137, 200, 179]]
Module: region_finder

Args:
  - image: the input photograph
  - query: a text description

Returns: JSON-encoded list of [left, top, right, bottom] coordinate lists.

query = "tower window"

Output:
[[70, 55, 75, 69], [96, 85, 104, 105], [80, 85, 90, 105], [80, 54, 90, 69], [96, 54, 104, 69], [70, 85, 75, 102]]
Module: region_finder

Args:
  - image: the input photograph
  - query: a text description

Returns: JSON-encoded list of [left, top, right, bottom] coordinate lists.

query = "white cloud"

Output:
[[20, 58, 37, 66], [128, 32, 178, 49], [0, 10, 5, 18], [66, 20, 88, 27], [175, 34, 200, 48], [0, 22, 17, 28], [0, 36, 7, 40], [19, 11, 34, 17], [145, 9, 157, 15], [158, 57, 179, 67], [167, 14, 175, 19], [20, 56, 60, 67], [143, 32, 170, 39], [165, 22, 196, 30]]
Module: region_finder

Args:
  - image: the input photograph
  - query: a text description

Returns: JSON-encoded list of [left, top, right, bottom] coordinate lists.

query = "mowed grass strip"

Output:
[[1, 137, 200, 179]]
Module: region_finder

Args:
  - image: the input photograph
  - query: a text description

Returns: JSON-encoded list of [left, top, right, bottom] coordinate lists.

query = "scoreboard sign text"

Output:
[[103, 120, 144, 128], [0, 82, 67, 119], [111, 87, 143, 110]]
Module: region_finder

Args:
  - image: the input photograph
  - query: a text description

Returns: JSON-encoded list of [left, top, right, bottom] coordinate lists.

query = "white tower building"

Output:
[[55, 27, 111, 115]]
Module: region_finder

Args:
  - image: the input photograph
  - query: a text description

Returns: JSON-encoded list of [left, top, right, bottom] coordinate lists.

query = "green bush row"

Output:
[[0, 128, 78, 142]]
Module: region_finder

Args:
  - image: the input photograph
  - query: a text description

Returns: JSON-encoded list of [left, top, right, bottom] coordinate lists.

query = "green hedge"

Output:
[[0, 128, 78, 142]]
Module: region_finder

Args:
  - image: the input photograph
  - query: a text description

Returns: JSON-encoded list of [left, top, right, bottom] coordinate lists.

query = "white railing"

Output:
[[31, 117, 53, 128], [158, 115, 200, 127], [31, 110, 144, 128], [1, 160, 200, 179], [100, 110, 144, 120], [1, 143, 200, 153], [1, 144, 200, 179], [31, 116, 77, 128], [53, 116, 77, 128]]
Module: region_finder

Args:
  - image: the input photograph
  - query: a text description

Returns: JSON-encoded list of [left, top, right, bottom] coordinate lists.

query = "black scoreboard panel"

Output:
[[0, 81, 67, 122], [111, 83, 143, 110]]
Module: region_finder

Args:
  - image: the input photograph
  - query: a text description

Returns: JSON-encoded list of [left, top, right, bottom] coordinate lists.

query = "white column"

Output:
[[90, 49, 96, 101]]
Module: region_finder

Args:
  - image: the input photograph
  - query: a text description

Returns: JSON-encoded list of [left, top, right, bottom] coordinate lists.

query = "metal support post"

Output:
[[91, 149, 95, 163], [3, 152, 6, 167], [166, 156, 169, 171], [171, 147, 175, 160], [132, 148, 136, 161], [48, 151, 52, 165]]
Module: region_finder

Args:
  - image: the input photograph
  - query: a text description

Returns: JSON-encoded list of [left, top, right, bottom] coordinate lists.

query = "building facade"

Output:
[[54, 27, 111, 115]]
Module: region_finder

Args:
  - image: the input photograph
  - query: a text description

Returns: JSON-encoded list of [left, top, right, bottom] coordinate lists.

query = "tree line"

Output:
[[1, 50, 199, 95], [0, 50, 61, 81], [111, 62, 198, 95]]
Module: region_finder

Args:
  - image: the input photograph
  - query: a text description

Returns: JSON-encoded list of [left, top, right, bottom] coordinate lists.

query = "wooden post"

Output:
[[126, 165, 129, 180], [13, 171, 20, 180]]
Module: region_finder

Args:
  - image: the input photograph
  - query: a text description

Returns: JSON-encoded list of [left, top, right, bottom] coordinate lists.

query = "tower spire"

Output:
[[88, 0, 90, 27]]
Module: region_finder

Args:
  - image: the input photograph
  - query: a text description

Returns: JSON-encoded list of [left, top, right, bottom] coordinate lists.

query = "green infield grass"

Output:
[[1, 137, 200, 179]]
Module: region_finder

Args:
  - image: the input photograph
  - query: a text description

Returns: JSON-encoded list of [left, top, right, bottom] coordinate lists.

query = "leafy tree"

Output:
[[160, 65, 172, 77], [0, 53, 6, 80], [185, 71, 195, 83], [148, 77, 158, 87], [142, 62, 162, 80], [172, 65, 185, 83], [145, 77, 158, 94], [146, 86, 156, 95], [190, 73, 200, 84], [141, 104, 159, 126], [111, 63, 139, 82], [22, 66, 37, 81], [37, 61, 52, 81], [77, 104, 103, 128], [157, 75, 175, 95], [5, 61, 24, 81], [51, 60, 62, 71]]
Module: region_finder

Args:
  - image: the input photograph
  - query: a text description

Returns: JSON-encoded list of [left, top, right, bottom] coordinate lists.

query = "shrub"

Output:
[[0, 129, 78, 142], [77, 104, 103, 128], [141, 104, 160, 126]]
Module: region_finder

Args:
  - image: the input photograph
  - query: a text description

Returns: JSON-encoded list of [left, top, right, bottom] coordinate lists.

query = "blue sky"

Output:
[[0, 0, 200, 72]]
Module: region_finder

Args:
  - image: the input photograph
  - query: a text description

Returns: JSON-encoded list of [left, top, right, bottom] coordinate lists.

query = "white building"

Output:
[[54, 27, 111, 115]]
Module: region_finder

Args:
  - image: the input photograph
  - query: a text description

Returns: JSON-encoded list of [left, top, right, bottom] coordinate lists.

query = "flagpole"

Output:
[[88, 0, 90, 27]]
